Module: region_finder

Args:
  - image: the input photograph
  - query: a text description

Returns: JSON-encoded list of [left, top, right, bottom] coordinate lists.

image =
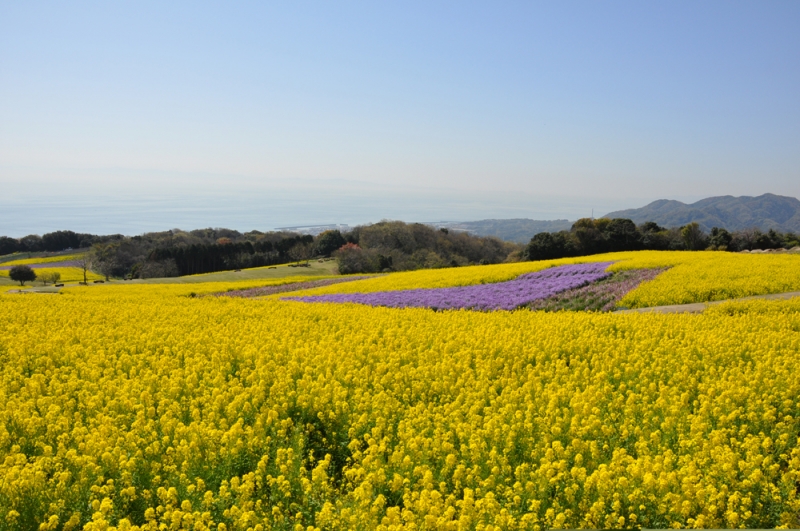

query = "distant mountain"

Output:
[[604, 193, 800, 233], [429, 219, 573, 243]]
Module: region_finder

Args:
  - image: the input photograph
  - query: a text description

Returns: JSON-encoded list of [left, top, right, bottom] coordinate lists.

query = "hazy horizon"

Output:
[[1, 171, 695, 237], [2, 1, 799, 236]]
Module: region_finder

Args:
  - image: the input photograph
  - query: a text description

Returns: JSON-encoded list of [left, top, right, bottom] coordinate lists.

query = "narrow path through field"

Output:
[[615, 291, 800, 314]]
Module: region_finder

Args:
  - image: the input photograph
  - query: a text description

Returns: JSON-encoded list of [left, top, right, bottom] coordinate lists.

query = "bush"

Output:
[[9, 265, 37, 286]]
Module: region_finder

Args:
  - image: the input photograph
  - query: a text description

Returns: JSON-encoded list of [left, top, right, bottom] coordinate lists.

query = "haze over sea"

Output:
[[0, 173, 664, 237]]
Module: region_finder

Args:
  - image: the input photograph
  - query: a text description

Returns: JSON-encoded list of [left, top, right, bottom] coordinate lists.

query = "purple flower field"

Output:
[[284, 262, 613, 311]]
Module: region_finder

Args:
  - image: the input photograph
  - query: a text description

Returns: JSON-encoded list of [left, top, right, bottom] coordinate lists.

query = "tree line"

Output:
[[145, 235, 315, 276], [6, 219, 796, 280], [1, 223, 522, 279], [523, 218, 800, 261], [91, 231, 317, 279], [0, 230, 101, 255]]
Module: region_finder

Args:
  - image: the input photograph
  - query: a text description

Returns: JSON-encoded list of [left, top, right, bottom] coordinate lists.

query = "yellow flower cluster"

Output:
[[1, 252, 800, 529], [0, 254, 85, 266], [616, 252, 800, 307]]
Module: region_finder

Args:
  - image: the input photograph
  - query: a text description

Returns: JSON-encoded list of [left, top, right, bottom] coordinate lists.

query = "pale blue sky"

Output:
[[1, 1, 799, 235]]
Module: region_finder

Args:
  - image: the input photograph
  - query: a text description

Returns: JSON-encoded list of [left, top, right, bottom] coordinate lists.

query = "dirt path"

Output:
[[615, 291, 800, 314]]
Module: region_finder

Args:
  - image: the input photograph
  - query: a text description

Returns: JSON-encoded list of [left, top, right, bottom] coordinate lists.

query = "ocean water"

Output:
[[0, 186, 630, 238]]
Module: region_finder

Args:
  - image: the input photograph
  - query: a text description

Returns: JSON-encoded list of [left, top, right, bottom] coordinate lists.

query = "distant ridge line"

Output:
[[603, 193, 800, 233]]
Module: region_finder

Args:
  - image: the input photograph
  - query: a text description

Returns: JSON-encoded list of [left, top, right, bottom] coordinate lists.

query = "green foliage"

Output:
[[39, 271, 61, 286], [0, 236, 21, 255], [524, 232, 572, 261], [681, 222, 707, 251], [314, 230, 347, 257], [332, 221, 520, 274], [525, 218, 800, 262], [708, 227, 733, 250], [335, 243, 376, 275], [8, 265, 37, 286], [523, 218, 672, 261]]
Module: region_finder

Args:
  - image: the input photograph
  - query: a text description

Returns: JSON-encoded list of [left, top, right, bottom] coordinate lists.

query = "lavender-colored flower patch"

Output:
[[528, 268, 667, 312], [284, 262, 613, 311]]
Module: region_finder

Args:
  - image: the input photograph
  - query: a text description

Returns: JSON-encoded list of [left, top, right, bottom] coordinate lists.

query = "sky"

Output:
[[1, 1, 799, 236]]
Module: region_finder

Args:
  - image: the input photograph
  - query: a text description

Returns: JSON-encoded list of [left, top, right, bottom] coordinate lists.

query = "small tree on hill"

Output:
[[76, 254, 92, 284], [9, 265, 37, 286], [40, 271, 61, 286]]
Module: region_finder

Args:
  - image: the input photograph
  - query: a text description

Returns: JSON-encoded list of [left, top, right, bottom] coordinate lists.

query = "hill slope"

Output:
[[604, 193, 800, 232]]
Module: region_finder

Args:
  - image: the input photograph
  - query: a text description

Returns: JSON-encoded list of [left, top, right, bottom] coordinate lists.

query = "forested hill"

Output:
[[604, 193, 800, 232], [1, 222, 522, 279]]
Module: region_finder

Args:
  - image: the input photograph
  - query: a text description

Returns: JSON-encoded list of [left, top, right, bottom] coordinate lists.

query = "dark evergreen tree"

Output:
[[9, 265, 37, 286]]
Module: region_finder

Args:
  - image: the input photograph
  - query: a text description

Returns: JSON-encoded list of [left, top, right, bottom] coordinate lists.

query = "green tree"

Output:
[[91, 242, 118, 281], [9, 265, 37, 286], [524, 232, 572, 261], [0, 236, 20, 255], [640, 221, 666, 234], [335, 243, 378, 274], [708, 227, 732, 250], [603, 218, 641, 251], [314, 230, 347, 257], [288, 242, 312, 265], [681, 222, 707, 250], [40, 271, 61, 286]]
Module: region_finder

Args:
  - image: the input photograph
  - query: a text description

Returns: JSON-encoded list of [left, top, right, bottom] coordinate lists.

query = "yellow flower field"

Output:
[[1, 251, 800, 530], [285, 251, 800, 309], [0, 253, 85, 266], [0, 267, 104, 284]]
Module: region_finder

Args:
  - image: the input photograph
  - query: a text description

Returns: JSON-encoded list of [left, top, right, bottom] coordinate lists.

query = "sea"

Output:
[[0, 185, 635, 238]]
